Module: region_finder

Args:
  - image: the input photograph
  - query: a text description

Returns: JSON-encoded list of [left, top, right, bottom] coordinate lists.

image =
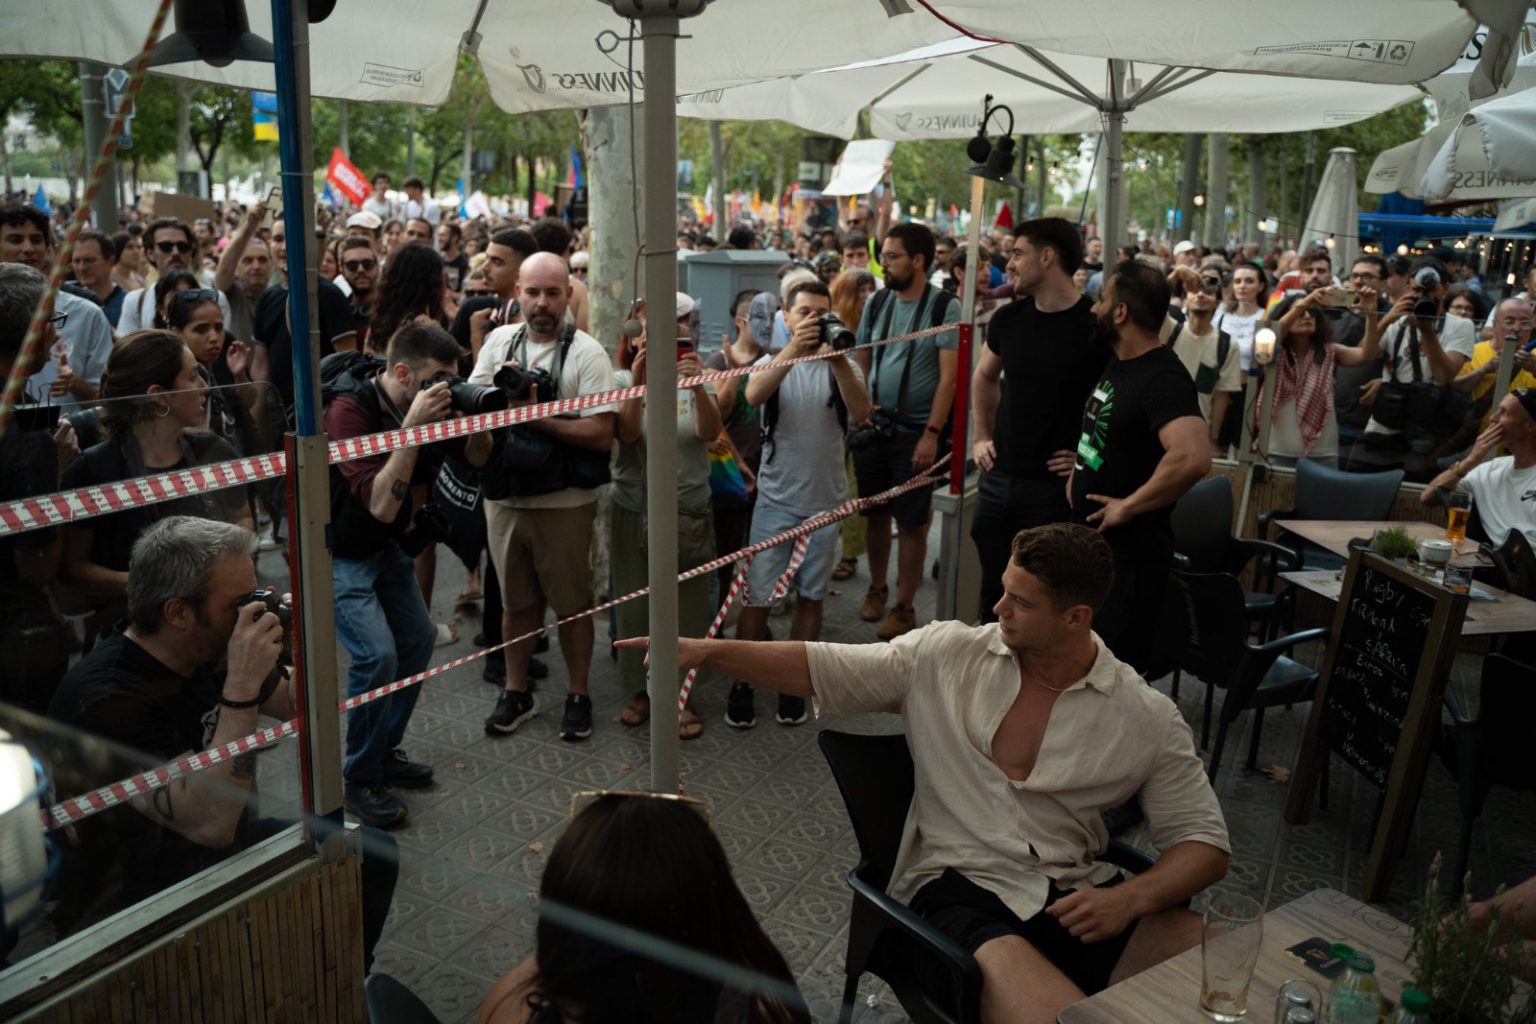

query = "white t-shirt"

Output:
[[30, 291, 115, 413], [1364, 314, 1477, 436], [469, 323, 617, 509], [1457, 455, 1536, 550], [1212, 306, 1265, 372], [752, 353, 864, 517], [401, 198, 441, 226], [117, 285, 233, 335], [1169, 321, 1243, 423], [362, 195, 397, 222]]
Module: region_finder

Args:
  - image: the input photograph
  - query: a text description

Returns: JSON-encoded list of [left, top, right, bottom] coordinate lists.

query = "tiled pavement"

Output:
[[265, 536, 1536, 1024]]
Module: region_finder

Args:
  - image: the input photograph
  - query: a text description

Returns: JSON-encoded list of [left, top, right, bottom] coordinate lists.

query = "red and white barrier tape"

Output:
[[45, 456, 948, 829], [676, 556, 753, 713], [0, 323, 954, 538]]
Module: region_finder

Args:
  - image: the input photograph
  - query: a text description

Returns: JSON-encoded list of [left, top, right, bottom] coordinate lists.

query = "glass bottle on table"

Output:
[[1324, 944, 1382, 1024]]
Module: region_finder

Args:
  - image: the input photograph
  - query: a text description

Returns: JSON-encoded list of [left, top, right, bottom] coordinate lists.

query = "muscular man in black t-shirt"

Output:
[[971, 219, 1109, 620], [1069, 262, 1210, 671]]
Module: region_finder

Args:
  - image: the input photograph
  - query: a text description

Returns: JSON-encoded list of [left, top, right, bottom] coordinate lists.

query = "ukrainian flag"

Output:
[[253, 92, 279, 142]]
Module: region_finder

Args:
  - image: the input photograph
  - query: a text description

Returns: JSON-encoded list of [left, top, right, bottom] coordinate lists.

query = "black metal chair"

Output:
[[1256, 460, 1404, 580], [817, 730, 1157, 1024], [365, 973, 441, 1024], [1437, 654, 1536, 897], [1170, 571, 1331, 785], [1484, 529, 1536, 663], [1171, 477, 1300, 657]]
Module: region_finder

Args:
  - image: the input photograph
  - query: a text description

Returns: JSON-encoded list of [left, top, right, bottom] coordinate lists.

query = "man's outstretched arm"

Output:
[[615, 636, 814, 697]]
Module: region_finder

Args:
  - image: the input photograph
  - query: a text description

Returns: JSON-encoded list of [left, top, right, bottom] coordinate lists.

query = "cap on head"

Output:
[[1173, 240, 1197, 256]]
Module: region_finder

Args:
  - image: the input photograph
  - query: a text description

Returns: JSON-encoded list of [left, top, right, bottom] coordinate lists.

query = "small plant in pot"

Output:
[[1371, 525, 1419, 563], [1405, 854, 1536, 1023]]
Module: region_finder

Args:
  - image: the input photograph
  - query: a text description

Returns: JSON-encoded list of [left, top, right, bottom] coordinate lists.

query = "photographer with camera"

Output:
[[1350, 255, 1477, 478], [48, 516, 398, 969], [849, 222, 960, 640], [469, 252, 617, 743], [324, 322, 493, 827], [726, 279, 870, 729]]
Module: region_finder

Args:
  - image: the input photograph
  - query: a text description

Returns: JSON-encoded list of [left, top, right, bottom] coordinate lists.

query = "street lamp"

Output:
[[146, 0, 274, 68], [965, 94, 1028, 191]]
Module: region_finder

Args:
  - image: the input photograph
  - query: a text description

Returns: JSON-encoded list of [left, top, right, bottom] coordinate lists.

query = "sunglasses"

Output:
[[156, 240, 195, 254], [568, 788, 712, 825], [1198, 278, 1223, 294], [171, 288, 220, 305], [343, 259, 378, 273]]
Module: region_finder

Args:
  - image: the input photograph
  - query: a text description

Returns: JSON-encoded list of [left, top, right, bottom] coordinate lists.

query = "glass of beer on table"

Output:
[[1445, 491, 1473, 550], [1201, 891, 1264, 1021]]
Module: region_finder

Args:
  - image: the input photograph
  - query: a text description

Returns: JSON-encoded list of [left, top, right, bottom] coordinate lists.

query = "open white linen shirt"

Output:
[[806, 621, 1230, 923]]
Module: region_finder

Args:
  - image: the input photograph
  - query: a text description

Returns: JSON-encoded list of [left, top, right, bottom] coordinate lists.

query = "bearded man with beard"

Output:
[[849, 222, 960, 640], [1067, 260, 1210, 672]]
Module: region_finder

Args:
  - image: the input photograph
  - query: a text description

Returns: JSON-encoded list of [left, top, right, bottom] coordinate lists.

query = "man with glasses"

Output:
[[339, 235, 381, 349], [1332, 255, 1391, 451], [0, 203, 115, 410], [69, 230, 126, 326], [852, 222, 960, 640], [117, 217, 233, 334]]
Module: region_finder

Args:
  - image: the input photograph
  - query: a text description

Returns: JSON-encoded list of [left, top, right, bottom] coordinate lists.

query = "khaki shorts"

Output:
[[486, 501, 597, 617]]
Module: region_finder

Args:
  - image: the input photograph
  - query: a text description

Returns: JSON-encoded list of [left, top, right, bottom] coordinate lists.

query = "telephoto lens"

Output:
[[818, 312, 857, 351], [427, 371, 509, 414]]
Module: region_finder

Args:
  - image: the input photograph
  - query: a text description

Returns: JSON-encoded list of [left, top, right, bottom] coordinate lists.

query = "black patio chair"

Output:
[[1437, 654, 1536, 898], [1483, 529, 1536, 663], [817, 730, 1157, 1024], [1170, 571, 1331, 787], [1256, 460, 1404, 583], [365, 972, 441, 1024]]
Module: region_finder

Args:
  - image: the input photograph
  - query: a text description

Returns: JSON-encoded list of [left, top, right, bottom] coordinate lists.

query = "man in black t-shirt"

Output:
[[971, 218, 1109, 620], [1069, 261, 1210, 671], [250, 216, 358, 417], [47, 516, 397, 965]]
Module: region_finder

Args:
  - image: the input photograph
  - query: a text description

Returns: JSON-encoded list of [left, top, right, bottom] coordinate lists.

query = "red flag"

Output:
[[326, 147, 371, 206], [994, 201, 1013, 230]]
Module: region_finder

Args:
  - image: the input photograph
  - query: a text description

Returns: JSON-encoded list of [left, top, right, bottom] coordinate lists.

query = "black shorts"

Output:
[[853, 434, 939, 528], [909, 868, 1135, 996]]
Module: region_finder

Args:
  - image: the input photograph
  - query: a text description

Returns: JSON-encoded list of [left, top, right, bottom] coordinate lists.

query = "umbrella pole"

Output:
[[1102, 59, 1127, 250], [636, 11, 682, 794], [272, 0, 345, 847]]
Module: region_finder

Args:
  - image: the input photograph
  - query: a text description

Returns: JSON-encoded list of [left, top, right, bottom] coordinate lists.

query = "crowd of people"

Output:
[[3, 165, 1535, 1024]]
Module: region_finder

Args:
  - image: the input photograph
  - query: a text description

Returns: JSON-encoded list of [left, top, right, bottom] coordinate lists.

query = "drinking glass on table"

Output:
[[1202, 891, 1264, 1021], [1445, 491, 1473, 550]]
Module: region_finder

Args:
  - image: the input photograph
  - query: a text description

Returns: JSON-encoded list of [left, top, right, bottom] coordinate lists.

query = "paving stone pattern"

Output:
[[253, 542, 1535, 1024]]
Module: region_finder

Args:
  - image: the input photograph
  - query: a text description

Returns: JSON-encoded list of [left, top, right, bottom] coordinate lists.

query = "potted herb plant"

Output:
[[1371, 525, 1419, 564], [1405, 855, 1536, 1023]]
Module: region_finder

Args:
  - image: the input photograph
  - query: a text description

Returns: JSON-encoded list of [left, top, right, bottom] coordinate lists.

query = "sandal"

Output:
[[679, 707, 704, 741], [831, 557, 858, 581], [454, 586, 483, 608], [620, 693, 650, 728], [434, 622, 460, 647]]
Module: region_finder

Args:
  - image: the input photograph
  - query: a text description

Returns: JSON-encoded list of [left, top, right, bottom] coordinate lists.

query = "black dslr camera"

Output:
[[493, 363, 558, 402], [245, 588, 293, 661], [399, 501, 453, 558], [847, 408, 900, 453], [425, 371, 508, 414], [817, 312, 857, 351], [1412, 267, 1442, 321]]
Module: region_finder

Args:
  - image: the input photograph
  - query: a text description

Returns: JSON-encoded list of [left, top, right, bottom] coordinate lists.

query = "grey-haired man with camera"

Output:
[[725, 278, 871, 730], [49, 516, 398, 968]]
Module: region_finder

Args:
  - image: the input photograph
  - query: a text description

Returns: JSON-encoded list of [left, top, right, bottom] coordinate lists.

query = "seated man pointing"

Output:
[[619, 523, 1228, 1024]]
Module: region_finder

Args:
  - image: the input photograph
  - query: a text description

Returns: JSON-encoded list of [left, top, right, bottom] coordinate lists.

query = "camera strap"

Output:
[[512, 322, 578, 402], [1387, 319, 1424, 384], [871, 285, 935, 422]]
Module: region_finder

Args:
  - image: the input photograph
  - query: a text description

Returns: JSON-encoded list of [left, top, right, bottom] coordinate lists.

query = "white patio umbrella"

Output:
[[1419, 83, 1536, 201], [1300, 147, 1360, 273]]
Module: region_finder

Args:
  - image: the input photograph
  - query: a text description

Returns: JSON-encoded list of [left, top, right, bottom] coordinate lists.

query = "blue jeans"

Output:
[[333, 543, 435, 785]]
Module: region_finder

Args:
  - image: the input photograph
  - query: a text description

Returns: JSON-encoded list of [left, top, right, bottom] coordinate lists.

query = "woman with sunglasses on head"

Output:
[[477, 791, 809, 1024], [1256, 285, 1391, 467], [58, 330, 253, 618], [152, 269, 202, 330]]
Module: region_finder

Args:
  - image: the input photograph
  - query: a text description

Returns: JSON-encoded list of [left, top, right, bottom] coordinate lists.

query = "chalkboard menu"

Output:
[[1286, 549, 1469, 901], [1319, 563, 1437, 787]]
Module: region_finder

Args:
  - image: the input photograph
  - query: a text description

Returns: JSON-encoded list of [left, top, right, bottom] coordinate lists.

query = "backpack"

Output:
[[319, 350, 387, 411], [1166, 321, 1232, 395]]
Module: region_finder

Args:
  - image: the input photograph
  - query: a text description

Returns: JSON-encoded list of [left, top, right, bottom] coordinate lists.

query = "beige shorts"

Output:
[[485, 501, 597, 617]]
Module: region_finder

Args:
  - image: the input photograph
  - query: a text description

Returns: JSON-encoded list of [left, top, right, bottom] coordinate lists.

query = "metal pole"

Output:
[[639, 14, 682, 794], [406, 108, 417, 177], [1205, 133, 1229, 251], [1102, 60, 1127, 251], [338, 99, 349, 155], [272, 0, 345, 850], [709, 120, 727, 241], [76, 63, 120, 231]]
